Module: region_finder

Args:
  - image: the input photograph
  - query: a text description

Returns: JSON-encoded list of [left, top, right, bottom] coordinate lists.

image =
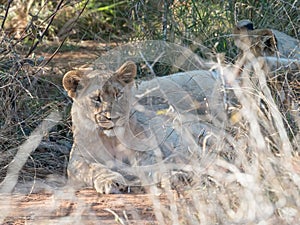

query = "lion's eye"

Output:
[[115, 91, 123, 100], [92, 95, 102, 105]]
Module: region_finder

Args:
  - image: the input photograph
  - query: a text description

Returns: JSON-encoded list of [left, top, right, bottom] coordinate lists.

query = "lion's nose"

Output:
[[101, 111, 111, 120]]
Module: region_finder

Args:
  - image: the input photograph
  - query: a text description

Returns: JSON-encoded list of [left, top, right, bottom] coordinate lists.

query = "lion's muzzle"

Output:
[[95, 112, 115, 129]]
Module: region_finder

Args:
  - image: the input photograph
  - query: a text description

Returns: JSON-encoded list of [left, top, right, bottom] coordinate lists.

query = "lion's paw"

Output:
[[169, 170, 193, 191], [93, 172, 127, 194]]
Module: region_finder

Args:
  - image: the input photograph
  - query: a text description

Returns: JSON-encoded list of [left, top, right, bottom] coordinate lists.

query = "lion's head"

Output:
[[63, 61, 137, 136], [234, 19, 300, 59]]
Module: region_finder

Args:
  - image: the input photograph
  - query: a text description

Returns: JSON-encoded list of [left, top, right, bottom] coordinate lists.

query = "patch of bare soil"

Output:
[[42, 41, 105, 69], [36, 41, 118, 85], [1, 189, 167, 224]]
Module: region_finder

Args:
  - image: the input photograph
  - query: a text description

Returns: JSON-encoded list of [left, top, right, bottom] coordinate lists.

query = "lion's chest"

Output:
[[99, 132, 136, 164]]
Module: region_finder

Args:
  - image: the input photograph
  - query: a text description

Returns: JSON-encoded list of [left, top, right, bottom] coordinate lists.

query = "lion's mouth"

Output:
[[98, 121, 114, 129], [95, 114, 114, 129]]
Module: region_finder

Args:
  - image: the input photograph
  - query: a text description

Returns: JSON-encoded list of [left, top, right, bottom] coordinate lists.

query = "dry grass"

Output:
[[0, 31, 71, 185], [1, 38, 299, 224], [0, 0, 299, 224]]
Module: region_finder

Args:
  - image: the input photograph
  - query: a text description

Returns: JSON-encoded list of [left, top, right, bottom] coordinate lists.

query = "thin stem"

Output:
[[1, 0, 13, 31], [26, 0, 65, 57]]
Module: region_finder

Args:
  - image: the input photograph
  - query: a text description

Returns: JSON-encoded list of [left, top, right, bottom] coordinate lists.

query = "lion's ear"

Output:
[[236, 19, 254, 31], [62, 70, 84, 98], [115, 61, 137, 84]]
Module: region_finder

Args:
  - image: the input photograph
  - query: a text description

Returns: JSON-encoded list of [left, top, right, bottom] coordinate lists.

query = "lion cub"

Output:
[[63, 61, 223, 194]]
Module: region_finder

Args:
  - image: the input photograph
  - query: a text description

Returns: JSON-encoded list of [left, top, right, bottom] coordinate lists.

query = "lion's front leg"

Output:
[[68, 155, 127, 194], [158, 170, 194, 192]]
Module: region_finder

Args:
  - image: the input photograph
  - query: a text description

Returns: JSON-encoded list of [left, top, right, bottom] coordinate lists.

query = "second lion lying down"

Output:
[[63, 61, 223, 194]]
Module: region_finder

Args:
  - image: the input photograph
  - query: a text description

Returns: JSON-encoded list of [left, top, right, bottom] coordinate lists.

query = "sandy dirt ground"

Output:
[[1, 188, 172, 224]]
